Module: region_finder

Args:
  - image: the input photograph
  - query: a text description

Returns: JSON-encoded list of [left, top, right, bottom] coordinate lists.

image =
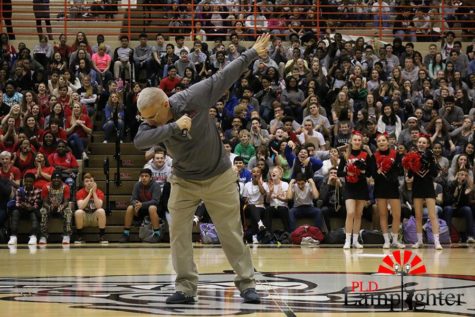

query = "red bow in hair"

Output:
[[402, 151, 422, 173], [352, 130, 363, 136], [346, 163, 361, 183], [376, 131, 389, 139], [418, 132, 432, 139]]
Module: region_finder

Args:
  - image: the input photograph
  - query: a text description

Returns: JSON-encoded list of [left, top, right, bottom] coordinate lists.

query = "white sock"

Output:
[[258, 220, 265, 228], [383, 233, 390, 244], [391, 233, 399, 243], [353, 234, 359, 244], [417, 233, 423, 243], [345, 233, 351, 243], [433, 233, 440, 245]]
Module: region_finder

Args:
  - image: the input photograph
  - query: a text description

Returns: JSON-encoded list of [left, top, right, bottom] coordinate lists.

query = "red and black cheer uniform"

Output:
[[337, 149, 371, 200], [371, 148, 402, 199]]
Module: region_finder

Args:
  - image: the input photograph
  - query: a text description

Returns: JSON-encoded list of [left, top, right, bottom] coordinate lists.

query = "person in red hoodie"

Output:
[[159, 65, 181, 96], [24, 152, 54, 189], [47, 139, 78, 195], [65, 102, 92, 159], [38, 132, 57, 158], [14, 139, 36, 176], [44, 118, 67, 141], [0, 150, 21, 189]]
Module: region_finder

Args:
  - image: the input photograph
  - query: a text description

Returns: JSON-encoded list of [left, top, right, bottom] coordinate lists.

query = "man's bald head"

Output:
[[137, 87, 168, 112]]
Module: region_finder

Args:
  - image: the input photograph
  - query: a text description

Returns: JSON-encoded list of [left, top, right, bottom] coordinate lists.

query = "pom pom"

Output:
[[402, 152, 422, 174], [379, 156, 394, 174], [346, 163, 361, 183]]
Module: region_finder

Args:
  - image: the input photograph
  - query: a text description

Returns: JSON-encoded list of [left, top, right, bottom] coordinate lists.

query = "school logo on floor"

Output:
[[0, 272, 474, 315]]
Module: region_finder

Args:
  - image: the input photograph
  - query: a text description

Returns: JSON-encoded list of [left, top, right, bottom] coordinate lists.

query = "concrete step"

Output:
[[87, 155, 146, 168], [96, 180, 137, 194], [89, 143, 143, 155], [85, 167, 142, 181]]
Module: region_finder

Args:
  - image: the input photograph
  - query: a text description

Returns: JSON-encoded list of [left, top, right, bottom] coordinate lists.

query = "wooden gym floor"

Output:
[[1, 244, 474, 317]]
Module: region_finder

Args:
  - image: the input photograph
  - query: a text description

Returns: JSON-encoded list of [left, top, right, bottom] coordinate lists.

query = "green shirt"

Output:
[[234, 143, 256, 164]]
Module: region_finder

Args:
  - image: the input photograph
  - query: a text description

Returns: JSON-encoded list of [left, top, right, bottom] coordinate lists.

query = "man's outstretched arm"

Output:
[[174, 34, 271, 108]]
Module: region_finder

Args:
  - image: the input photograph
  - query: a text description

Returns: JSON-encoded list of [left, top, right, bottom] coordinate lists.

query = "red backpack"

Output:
[[290, 225, 324, 244]]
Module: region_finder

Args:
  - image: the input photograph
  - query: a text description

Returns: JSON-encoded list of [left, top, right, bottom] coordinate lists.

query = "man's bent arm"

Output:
[[134, 122, 180, 150]]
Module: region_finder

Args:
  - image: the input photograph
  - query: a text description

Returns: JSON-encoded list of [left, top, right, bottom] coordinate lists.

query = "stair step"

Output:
[[87, 155, 146, 168], [95, 180, 137, 194], [85, 167, 142, 181], [89, 143, 143, 155]]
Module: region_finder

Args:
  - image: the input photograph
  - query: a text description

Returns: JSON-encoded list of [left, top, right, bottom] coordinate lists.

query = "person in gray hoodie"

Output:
[[119, 168, 161, 243]]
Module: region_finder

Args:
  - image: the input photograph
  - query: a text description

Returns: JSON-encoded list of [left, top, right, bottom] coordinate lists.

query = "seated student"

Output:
[[320, 167, 346, 231], [14, 139, 36, 176], [74, 173, 107, 244], [7, 173, 41, 245], [263, 166, 290, 232], [24, 152, 54, 189], [234, 129, 256, 165], [39, 170, 73, 245], [286, 173, 323, 232], [119, 169, 161, 243], [143, 150, 172, 191], [443, 169, 475, 243], [47, 140, 79, 195], [0, 151, 21, 189], [243, 167, 267, 244], [234, 156, 251, 183]]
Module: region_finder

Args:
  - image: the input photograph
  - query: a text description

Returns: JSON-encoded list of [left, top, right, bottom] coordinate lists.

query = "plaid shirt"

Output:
[[15, 186, 41, 209]]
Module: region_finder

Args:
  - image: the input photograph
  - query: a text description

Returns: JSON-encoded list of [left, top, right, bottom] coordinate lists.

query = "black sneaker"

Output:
[[118, 234, 130, 243], [165, 291, 196, 304], [240, 288, 261, 304]]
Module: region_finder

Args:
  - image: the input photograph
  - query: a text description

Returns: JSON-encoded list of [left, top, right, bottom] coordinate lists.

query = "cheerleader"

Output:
[[337, 131, 372, 249], [402, 135, 443, 250], [371, 133, 405, 249]]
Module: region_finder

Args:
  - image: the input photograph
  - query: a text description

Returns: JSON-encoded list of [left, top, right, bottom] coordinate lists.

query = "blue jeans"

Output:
[[373, 14, 390, 28], [103, 119, 125, 142], [289, 205, 323, 231], [67, 133, 86, 158], [443, 205, 474, 238]]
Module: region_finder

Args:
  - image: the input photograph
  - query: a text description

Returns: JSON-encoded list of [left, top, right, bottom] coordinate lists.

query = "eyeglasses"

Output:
[[140, 112, 159, 123]]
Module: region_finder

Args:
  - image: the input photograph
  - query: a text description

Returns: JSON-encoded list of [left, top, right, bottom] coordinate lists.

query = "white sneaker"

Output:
[[103, 140, 108, 144], [8, 245, 17, 254], [252, 235, 259, 244], [391, 241, 406, 249], [39, 237, 47, 244], [28, 235, 37, 245], [257, 220, 266, 231], [193, 215, 199, 226], [343, 240, 351, 249], [7, 236, 17, 245], [412, 241, 424, 249], [82, 152, 89, 160], [62, 236, 70, 245], [382, 242, 390, 249], [467, 236, 475, 243], [435, 242, 443, 250], [353, 241, 364, 249]]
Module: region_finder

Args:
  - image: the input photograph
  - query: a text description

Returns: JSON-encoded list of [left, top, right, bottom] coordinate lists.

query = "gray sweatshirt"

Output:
[[131, 181, 160, 208], [134, 48, 258, 180]]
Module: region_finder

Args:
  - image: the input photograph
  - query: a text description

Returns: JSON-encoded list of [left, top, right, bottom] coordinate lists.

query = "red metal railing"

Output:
[[1, 1, 475, 41]]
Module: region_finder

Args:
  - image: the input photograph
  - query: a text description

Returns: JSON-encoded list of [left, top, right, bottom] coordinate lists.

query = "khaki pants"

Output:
[[168, 168, 255, 296]]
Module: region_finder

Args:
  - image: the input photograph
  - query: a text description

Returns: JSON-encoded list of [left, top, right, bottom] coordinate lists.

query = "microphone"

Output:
[[181, 113, 192, 140], [181, 128, 191, 139]]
